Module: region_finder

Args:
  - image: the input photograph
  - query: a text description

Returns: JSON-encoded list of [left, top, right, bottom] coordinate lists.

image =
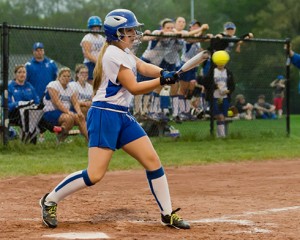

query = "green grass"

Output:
[[0, 115, 300, 179]]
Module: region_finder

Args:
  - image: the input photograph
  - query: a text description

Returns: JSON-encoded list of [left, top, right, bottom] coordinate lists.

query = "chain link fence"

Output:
[[0, 24, 294, 146]]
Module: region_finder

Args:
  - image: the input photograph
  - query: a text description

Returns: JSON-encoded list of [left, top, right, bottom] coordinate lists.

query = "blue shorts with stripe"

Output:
[[87, 101, 147, 151], [84, 62, 95, 81], [43, 108, 76, 126], [180, 66, 198, 82], [213, 98, 229, 117]]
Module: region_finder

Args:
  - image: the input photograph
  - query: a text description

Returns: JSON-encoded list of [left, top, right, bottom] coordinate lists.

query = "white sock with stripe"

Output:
[[146, 166, 172, 216], [45, 169, 93, 204]]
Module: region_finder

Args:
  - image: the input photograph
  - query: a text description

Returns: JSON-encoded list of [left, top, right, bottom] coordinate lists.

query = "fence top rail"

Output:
[[142, 33, 289, 44], [0, 23, 104, 34], [0, 22, 289, 44]]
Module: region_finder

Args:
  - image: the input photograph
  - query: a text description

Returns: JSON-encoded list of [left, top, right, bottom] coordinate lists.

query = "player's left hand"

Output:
[[160, 71, 179, 85]]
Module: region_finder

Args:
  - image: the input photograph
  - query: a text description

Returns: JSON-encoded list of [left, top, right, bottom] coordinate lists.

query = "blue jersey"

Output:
[[25, 57, 58, 99], [8, 80, 40, 112], [291, 52, 300, 69]]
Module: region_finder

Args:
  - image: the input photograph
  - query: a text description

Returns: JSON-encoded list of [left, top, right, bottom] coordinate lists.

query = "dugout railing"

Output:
[[0, 23, 293, 145]]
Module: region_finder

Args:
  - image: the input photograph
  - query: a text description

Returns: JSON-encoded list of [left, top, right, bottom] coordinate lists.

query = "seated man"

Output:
[[8, 65, 61, 144], [253, 94, 276, 119], [235, 94, 253, 120]]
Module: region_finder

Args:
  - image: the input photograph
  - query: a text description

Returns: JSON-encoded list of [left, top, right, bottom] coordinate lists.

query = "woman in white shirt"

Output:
[[40, 9, 189, 230], [81, 16, 105, 84], [69, 64, 93, 117], [43, 67, 88, 142]]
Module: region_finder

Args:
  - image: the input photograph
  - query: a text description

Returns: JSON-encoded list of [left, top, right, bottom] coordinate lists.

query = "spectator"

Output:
[[8, 65, 61, 144], [234, 94, 253, 120], [177, 20, 209, 121], [25, 42, 58, 142], [190, 74, 208, 119], [270, 75, 286, 118], [139, 18, 183, 121], [289, 47, 300, 68], [203, 22, 254, 76], [25, 42, 58, 99], [210, 21, 254, 53], [169, 16, 187, 122], [43, 67, 88, 142], [254, 94, 277, 119], [203, 52, 235, 138], [80, 16, 105, 85], [69, 64, 92, 117]]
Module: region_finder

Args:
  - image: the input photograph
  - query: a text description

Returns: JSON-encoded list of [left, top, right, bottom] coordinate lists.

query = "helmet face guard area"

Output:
[[104, 9, 144, 44], [116, 27, 144, 45]]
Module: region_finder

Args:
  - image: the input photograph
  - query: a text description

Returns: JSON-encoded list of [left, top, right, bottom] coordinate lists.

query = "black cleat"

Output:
[[39, 193, 58, 228], [161, 208, 190, 229]]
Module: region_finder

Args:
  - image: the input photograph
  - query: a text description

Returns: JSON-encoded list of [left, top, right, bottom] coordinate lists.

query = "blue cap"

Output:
[[33, 42, 44, 50], [277, 75, 284, 79], [189, 19, 201, 27], [224, 22, 236, 30]]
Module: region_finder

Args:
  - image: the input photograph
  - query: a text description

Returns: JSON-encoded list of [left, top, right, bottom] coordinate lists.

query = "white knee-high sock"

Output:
[[142, 95, 151, 114], [185, 99, 191, 113], [146, 167, 172, 216], [150, 92, 160, 113], [217, 121, 225, 137], [171, 96, 179, 117], [45, 169, 93, 204], [178, 95, 185, 114]]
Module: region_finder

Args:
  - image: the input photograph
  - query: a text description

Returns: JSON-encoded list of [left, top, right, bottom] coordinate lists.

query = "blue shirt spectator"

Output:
[[8, 80, 39, 112], [290, 51, 300, 69], [25, 42, 58, 99]]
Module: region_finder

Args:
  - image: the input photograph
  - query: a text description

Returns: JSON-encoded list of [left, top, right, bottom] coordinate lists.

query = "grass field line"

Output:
[[189, 205, 300, 224], [128, 205, 300, 234], [191, 205, 300, 223]]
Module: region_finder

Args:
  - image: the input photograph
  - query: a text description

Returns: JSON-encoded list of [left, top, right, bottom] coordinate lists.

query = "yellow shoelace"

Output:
[[47, 205, 57, 218]]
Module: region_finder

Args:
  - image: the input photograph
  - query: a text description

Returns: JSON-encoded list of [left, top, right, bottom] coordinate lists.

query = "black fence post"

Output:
[[1, 22, 9, 145], [285, 38, 291, 136]]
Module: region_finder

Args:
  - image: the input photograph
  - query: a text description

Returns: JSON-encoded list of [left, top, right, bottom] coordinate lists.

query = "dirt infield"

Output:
[[0, 159, 299, 240]]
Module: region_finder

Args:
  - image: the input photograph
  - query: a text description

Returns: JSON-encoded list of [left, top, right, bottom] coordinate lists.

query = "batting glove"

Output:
[[160, 71, 178, 85]]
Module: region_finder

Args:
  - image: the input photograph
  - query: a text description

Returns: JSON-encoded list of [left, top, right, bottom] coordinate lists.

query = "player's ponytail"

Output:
[[93, 41, 109, 95]]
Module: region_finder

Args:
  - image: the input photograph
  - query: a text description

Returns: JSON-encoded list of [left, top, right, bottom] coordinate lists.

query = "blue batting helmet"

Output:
[[87, 16, 102, 29], [104, 9, 143, 42]]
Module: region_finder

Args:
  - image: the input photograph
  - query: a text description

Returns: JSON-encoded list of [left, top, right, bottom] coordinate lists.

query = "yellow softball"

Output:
[[212, 50, 230, 66]]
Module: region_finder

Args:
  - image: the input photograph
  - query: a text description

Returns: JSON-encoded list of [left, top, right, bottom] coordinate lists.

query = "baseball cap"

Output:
[[32, 42, 44, 50], [224, 22, 236, 30], [277, 75, 284, 79], [189, 19, 201, 27]]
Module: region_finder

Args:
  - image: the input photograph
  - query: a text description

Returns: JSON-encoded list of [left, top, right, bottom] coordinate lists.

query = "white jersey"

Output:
[[43, 80, 75, 112], [213, 68, 228, 99], [181, 42, 201, 63], [93, 45, 136, 107], [142, 30, 184, 66], [80, 33, 105, 63], [69, 81, 93, 102]]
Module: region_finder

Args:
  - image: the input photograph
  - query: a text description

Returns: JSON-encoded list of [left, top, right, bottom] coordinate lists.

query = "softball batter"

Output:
[[40, 9, 190, 230]]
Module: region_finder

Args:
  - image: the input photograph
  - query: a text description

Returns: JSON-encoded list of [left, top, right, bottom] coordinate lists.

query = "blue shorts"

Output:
[[43, 109, 76, 126], [84, 62, 95, 81], [180, 66, 198, 82], [213, 98, 229, 116], [87, 102, 147, 151]]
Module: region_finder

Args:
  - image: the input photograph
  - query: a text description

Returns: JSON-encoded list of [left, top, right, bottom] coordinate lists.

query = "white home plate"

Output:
[[43, 232, 110, 239]]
